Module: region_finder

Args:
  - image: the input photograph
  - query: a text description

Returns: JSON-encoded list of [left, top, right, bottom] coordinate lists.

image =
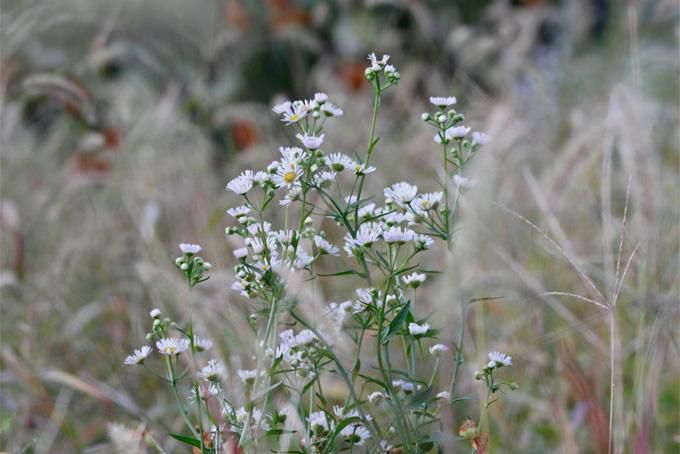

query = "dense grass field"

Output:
[[1, 0, 678, 452]]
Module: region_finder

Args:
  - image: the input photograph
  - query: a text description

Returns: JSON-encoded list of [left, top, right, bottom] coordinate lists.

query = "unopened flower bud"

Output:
[[421, 112, 430, 121], [180, 263, 189, 271], [150, 308, 161, 318], [509, 382, 519, 390]]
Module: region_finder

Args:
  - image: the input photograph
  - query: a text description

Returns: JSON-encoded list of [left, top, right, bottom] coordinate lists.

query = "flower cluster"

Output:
[[175, 243, 211, 287], [125, 53, 515, 454]]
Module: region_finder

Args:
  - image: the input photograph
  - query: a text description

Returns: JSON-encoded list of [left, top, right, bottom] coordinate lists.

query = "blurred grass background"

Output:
[[0, 0, 678, 452]]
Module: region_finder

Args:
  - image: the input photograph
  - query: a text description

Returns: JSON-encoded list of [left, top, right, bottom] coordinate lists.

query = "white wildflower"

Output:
[[314, 236, 339, 255], [384, 182, 418, 207], [156, 338, 190, 356], [193, 336, 213, 352], [408, 322, 430, 336], [488, 351, 512, 367], [429, 344, 449, 356], [296, 133, 325, 149], [199, 359, 225, 382], [124, 346, 152, 365], [402, 272, 426, 288], [429, 96, 457, 107], [179, 243, 202, 254]]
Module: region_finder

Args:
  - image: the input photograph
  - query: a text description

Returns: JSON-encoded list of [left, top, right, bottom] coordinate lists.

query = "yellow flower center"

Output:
[[289, 113, 300, 122], [284, 171, 296, 184]]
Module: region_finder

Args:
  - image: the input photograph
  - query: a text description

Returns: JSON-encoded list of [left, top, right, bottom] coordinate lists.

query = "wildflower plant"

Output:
[[125, 53, 516, 453]]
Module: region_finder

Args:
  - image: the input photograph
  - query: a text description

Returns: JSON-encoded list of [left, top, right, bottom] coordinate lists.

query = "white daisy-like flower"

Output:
[[368, 391, 386, 404], [341, 424, 371, 446], [253, 171, 271, 185], [452, 174, 474, 189], [327, 300, 354, 324], [272, 165, 303, 189], [124, 345, 152, 365], [314, 92, 328, 104], [436, 391, 451, 401], [415, 234, 434, 250], [227, 205, 250, 219], [408, 322, 430, 336], [412, 192, 443, 214], [346, 223, 382, 249], [156, 338, 190, 356], [280, 101, 308, 125], [367, 52, 390, 70], [384, 64, 396, 74], [384, 182, 418, 207], [312, 170, 336, 187], [449, 125, 471, 138], [272, 100, 292, 114], [488, 351, 512, 367], [189, 383, 219, 401], [429, 96, 457, 107], [471, 131, 489, 146], [179, 243, 202, 254], [296, 133, 325, 149], [392, 379, 420, 393], [294, 248, 314, 269], [193, 336, 213, 352], [233, 247, 248, 259], [149, 308, 161, 318], [226, 173, 254, 195], [429, 344, 449, 356], [402, 272, 426, 288], [325, 153, 354, 172], [279, 186, 302, 207], [199, 359, 225, 381], [321, 102, 343, 117], [357, 203, 376, 219], [238, 369, 258, 384], [314, 236, 339, 255], [351, 161, 376, 175], [383, 226, 416, 244], [308, 411, 332, 433]]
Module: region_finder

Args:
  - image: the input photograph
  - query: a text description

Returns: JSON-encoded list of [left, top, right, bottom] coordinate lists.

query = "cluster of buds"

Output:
[[365, 53, 400, 90], [422, 96, 489, 170], [145, 308, 174, 342], [175, 243, 211, 288]]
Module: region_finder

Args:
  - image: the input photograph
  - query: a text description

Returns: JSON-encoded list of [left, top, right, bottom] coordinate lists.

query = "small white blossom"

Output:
[[367, 52, 390, 70], [471, 131, 489, 146], [368, 391, 386, 404], [402, 272, 426, 288], [238, 369, 259, 384], [179, 243, 202, 254], [308, 411, 332, 433], [325, 153, 354, 172], [199, 359, 225, 381], [124, 346, 152, 365], [408, 322, 430, 336], [272, 100, 292, 114], [233, 247, 248, 259], [314, 236, 339, 255], [429, 96, 457, 107], [436, 391, 451, 401], [156, 338, 190, 356], [227, 205, 251, 219], [149, 308, 161, 318], [321, 102, 343, 117], [384, 182, 418, 207], [226, 173, 254, 195], [453, 174, 474, 189], [351, 161, 376, 175], [429, 344, 449, 356], [412, 192, 443, 214], [193, 336, 213, 352], [488, 351, 512, 367], [296, 133, 325, 149]]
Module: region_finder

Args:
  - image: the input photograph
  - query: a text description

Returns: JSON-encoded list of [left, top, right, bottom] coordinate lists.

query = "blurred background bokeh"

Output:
[[1, 0, 678, 452]]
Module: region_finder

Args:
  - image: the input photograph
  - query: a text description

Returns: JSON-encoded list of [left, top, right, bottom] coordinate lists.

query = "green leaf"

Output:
[[315, 269, 366, 278], [169, 432, 201, 448], [381, 302, 411, 344]]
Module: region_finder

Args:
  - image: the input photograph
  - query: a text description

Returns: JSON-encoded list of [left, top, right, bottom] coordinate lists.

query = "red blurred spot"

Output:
[[232, 120, 257, 151]]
